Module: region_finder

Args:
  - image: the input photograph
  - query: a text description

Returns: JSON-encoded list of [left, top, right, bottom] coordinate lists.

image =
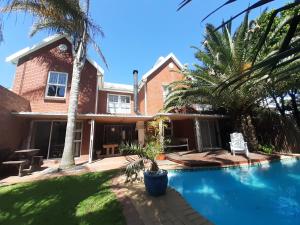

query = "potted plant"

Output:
[[120, 117, 169, 196]]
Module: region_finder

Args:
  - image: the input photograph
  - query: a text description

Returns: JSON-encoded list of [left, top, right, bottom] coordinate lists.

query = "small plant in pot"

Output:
[[120, 117, 169, 196]]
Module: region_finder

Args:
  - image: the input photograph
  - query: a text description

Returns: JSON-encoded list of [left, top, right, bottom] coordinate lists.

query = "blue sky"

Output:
[[0, 0, 289, 88]]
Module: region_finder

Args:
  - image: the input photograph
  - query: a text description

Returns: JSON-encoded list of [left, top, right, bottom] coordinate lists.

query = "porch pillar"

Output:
[[194, 118, 202, 152], [88, 120, 95, 163], [136, 121, 145, 146], [159, 120, 164, 150], [26, 120, 34, 149]]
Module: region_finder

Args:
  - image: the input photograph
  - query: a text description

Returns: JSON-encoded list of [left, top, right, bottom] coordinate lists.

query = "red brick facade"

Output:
[[12, 38, 98, 114], [0, 86, 30, 152], [138, 58, 183, 115], [3, 36, 203, 159]]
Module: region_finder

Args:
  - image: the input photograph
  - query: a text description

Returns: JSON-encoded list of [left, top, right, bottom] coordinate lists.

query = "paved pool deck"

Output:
[[1, 150, 299, 186], [166, 150, 298, 168], [1, 151, 299, 225], [0, 156, 181, 186], [112, 175, 214, 225]]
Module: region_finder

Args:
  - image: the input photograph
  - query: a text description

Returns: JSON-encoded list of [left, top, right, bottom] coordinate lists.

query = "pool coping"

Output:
[[166, 154, 300, 172]]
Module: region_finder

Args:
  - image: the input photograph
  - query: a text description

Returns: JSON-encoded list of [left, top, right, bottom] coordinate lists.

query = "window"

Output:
[[162, 85, 171, 102], [107, 94, 131, 114], [46, 72, 68, 98]]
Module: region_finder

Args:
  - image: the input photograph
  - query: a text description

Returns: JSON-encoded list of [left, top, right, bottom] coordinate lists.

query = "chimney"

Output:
[[133, 70, 138, 113]]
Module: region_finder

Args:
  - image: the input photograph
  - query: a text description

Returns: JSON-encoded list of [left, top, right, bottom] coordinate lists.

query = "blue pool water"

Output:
[[168, 159, 300, 225]]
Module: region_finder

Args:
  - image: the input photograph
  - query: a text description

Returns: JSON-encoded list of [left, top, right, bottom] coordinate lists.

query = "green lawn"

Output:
[[0, 171, 125, 225]]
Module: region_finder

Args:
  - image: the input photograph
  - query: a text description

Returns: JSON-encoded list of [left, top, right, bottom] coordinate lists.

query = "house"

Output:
[[1, 34, 226, 162]]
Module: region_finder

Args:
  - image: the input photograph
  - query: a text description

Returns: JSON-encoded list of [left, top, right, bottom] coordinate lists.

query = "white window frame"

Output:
[[45, 71, 68, 99], [107, 94, 131, 114]]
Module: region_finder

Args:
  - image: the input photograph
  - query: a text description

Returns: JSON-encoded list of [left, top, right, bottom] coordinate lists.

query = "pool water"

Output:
[[168, 159, 300, 225]]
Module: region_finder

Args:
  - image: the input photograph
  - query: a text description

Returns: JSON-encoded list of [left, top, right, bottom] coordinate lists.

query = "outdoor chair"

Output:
[[229, 133, 249, 157]]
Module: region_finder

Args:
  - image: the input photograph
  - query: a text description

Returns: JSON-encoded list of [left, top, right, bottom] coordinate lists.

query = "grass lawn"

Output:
[[0, 171, 125, 225]]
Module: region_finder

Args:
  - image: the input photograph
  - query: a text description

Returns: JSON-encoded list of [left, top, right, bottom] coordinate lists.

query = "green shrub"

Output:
[[259, 144, 274, 154]]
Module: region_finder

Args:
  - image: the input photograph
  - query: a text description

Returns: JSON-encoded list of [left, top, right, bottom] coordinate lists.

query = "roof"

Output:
[[5, 34, 104, 75], [139, 53, 184, 89], [100, 82, 133, 93], [12, 111, 228, 121]]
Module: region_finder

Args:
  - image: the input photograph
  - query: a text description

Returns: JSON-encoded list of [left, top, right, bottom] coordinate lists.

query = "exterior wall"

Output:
[[172, 119, 196, 150], [0, 86, 31, 152], [12, 38, 98, 114], [138, 85, 145, 114], [97, 90, 134, 114], [141, 58, 183, 115]]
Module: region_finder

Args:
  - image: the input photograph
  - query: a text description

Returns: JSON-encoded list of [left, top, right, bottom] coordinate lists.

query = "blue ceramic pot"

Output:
[[144, 170, 168, 196]]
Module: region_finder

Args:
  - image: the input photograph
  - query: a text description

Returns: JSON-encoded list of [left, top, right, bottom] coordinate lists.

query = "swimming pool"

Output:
[[168, 159, 300, 225]]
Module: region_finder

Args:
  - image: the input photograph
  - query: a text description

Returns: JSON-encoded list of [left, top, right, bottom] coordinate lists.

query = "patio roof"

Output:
[[11, 112, 229, 122]]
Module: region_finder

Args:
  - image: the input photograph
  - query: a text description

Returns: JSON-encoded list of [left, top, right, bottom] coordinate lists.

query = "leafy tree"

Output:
[[165, 13, 265, 151], [243, 7, 300, 128], [178, 1, 300, 107], [1, 0, 106, 169]]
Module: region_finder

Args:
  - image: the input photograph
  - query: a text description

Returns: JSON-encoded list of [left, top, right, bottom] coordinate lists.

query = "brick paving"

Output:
[[2, 152, 298, 224], [0, 156, 181, 186], [166, 150, 293, 168], [112, 175, 213, 225]]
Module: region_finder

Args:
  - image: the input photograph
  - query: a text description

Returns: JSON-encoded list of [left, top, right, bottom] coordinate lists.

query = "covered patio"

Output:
[[12, 112, 228, 164]]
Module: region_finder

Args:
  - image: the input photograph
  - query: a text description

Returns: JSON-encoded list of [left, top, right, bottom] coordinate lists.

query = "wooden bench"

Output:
[[165, 138, 189, 151], [2, 160, 27, 177]]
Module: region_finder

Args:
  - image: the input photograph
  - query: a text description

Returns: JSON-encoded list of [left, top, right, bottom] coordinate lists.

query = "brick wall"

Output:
[[12, 38, 98, 114], [139, 58, 183, 115], [138, 85, 145, 114], [0, 85, 31, 153]]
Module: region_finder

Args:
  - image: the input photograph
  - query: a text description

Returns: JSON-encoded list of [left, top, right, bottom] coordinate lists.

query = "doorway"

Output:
[[31, 121, 83, 159]]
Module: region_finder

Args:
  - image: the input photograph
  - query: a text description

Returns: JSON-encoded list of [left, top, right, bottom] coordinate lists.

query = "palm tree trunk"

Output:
[[59, 57, 84, 169], [288, 90, 300, 129], [240, 114, 258, 151]]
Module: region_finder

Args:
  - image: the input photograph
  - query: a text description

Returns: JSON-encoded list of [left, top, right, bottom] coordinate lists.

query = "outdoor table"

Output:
[[102, 144, 118, 156], [15, 149, 40, 169], [15, 149, 40, 157]]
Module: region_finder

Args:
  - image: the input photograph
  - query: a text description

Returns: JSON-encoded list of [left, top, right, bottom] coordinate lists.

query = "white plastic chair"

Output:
[[229, 133, 249, 157]]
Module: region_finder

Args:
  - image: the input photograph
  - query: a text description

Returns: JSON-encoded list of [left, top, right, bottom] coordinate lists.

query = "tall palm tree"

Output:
[[177, 1, 300, 89], [165, 14, 264, 151], [1, 0, 106, 169]]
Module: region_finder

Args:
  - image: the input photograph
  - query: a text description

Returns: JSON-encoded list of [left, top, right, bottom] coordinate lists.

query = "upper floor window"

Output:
[[46, 72, 68, 98], [107, 94, 131, 114], [162, 85, 171, 102]]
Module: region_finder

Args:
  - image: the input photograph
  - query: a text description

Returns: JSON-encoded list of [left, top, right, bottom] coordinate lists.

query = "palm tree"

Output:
[[177, 1, 300, 90], [165, 13, 263, 151], [2, 0, 106, 169]]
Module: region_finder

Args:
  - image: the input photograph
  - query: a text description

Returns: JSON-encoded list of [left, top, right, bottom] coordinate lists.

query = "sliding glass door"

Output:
[[199, 120, 221, 150], [31, 121, 83, 159]]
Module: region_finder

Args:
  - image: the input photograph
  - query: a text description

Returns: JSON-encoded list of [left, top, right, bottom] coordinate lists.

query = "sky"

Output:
[[0, 0, 290, 89]]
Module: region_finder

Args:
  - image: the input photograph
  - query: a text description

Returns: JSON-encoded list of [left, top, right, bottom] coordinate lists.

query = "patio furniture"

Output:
[[165, 138, 189, 151], [102, 144, 119, 156], [229, 133, 249, 157], [2, 160, 27, 176], [31, 156, 43, 170], [15, 149, 42, 172]]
